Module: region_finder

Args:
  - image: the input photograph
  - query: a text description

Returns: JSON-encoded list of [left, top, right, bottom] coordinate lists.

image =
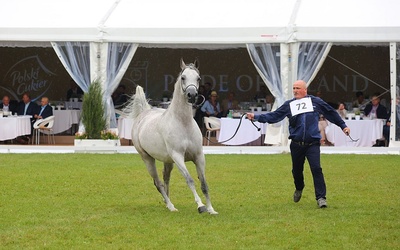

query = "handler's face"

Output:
[[293, 81, 307, 99]]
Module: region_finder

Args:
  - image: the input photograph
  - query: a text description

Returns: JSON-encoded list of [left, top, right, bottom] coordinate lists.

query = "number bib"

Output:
[[289, 97, 314, 116]]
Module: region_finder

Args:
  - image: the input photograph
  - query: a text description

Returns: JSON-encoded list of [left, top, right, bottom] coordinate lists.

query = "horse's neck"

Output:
[[165, 80, 192, 120]]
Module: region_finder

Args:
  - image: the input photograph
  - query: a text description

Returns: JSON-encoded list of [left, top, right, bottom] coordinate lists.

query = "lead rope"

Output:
[[203, 113, 261, 145]]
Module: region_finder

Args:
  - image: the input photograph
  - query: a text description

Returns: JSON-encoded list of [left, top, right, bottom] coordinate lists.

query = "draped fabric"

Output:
[[297, 42, 332, 86], [247, 43, 285, 145], [246, 44, 284, 109], [105, 43, 138, 128], [51, 42, 91, 93]]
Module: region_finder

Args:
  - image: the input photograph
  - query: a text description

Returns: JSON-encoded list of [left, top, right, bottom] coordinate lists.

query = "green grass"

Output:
[[0, 154, 399, 249]]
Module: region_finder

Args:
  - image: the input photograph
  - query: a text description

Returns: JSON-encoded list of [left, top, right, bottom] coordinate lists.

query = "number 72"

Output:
[[296, 102, 307, 110]]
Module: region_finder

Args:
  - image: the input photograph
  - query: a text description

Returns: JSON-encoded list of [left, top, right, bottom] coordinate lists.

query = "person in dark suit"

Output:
[[34, 97, 53, 120], [17, 92, 38, 116], [66, 79, 84, 100], [15, 93, 39, 143], [363, 94, 388, 119], [0, 95, 18, 114]]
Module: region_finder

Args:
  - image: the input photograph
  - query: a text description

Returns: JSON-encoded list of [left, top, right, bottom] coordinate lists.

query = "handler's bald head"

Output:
[[293, 80, 307, 99]]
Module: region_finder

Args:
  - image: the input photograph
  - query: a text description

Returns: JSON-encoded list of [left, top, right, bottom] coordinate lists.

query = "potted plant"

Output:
[[74, 80, 120, 148]]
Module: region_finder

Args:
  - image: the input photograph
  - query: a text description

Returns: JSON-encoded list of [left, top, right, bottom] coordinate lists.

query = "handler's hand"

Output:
[[246, 113, 255, 120], [343, 127, 350, 135]]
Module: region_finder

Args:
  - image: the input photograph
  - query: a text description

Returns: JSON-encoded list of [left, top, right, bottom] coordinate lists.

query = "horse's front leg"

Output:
[[171, 154, 207, 213], [194, 155, 218, 215]]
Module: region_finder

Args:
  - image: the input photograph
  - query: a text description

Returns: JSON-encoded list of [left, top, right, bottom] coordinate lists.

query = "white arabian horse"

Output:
[[126, 59, 218, 214]]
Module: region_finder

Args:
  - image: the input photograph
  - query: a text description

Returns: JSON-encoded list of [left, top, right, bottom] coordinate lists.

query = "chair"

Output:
[[203, 117, 221, 146], [32, 116, 55, 145]]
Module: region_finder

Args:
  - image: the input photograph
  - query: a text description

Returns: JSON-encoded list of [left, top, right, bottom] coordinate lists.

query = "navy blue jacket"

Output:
[[35, 105, 53, 119], [363, 103, 388, 119], [17, 101, 39, 116], [254, 95, 347, 143]]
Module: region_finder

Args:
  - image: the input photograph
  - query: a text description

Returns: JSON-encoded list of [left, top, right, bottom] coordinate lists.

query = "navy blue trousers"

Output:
[[290, 142, 326, 200]]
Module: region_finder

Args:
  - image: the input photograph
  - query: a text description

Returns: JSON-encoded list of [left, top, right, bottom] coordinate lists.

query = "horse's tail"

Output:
[[123, 85, 151, 119]]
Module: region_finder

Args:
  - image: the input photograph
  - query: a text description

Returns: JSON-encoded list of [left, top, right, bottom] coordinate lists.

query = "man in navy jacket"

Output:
[[247, 80, 350, 208], [17, 93, 38, 116], [363, 94, 388, 119], [34, 97, 53, 120]]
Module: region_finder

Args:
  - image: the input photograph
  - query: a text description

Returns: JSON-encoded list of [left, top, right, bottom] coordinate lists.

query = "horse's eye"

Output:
[[181, 76, 186, 81], [198, 77, 201, 82]]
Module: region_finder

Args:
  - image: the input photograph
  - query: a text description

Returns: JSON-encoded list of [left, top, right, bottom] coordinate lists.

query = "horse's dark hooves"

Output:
[[198, 206, 207, 213]]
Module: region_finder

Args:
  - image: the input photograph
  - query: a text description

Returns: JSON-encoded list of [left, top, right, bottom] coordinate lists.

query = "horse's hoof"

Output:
[[198, 206, 207, 213], [208, 210, 219, 215]]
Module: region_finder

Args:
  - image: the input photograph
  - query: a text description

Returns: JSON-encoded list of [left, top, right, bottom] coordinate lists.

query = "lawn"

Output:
[[0, 154, 399, 249]]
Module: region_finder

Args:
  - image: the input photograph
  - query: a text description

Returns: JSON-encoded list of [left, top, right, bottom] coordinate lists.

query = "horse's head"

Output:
[[179, 58, 200, 104]]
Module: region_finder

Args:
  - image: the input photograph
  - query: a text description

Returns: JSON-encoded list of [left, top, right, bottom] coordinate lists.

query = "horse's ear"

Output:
[[194, 59, 199, 69], [180, 58, 186, 70]]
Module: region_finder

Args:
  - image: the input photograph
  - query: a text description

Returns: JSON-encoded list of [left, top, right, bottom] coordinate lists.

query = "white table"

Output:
[[118, 117, 134, 140], [218, 117, 267, 145], [326, 119, 385, 147], [52, 110, 81, 134], [64, 101, 82, 110], [0, 116, 31, 140]]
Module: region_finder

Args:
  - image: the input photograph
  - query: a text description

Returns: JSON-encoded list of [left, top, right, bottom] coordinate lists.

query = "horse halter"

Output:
[[180, 64, 201, 105]]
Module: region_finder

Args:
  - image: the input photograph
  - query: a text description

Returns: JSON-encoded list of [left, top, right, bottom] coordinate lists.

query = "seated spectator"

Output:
[[221, 91, 239, 117], [66, 79, 84, 100], [16, 93, 39, 144], [336, 102, 348, 119], [352, 91, 369, 111], [364, 94, 388, 119], [34, 97, 53, 120], [112, 84, 128, 108], [201, 91, 222, 118], [0, 95, 18, 114], [17, 92, 38, 116]]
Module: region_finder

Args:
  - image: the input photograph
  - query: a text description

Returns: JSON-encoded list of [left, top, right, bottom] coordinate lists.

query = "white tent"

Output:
[[1, 0, 399, 146], [2, 0, 400, 44]]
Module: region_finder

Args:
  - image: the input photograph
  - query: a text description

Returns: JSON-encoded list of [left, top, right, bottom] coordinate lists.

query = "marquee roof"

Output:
[[1, 0, 400, 46]]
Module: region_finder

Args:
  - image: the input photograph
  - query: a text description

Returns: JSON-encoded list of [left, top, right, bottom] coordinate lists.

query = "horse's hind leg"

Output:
[[194, 156, 218, 215], [141, 154, 177, 212], [163, 163, 174, 197]]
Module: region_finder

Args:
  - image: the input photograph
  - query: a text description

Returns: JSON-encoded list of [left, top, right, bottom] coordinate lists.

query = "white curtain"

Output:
[[105, 42, 138, 128], [297, 42, 332, 86], [51, 42, 91, 93], [247, 43, 285, 145]]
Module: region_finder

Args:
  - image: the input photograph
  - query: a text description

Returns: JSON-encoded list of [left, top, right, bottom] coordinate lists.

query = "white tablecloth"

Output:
[[218, 117, 266, 145], [53, 110, 81, 134], [326, 119, 385, 147], [0, 116, 31, 140], [64, 101, 82, 110], [118, 117, 134, 140]]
